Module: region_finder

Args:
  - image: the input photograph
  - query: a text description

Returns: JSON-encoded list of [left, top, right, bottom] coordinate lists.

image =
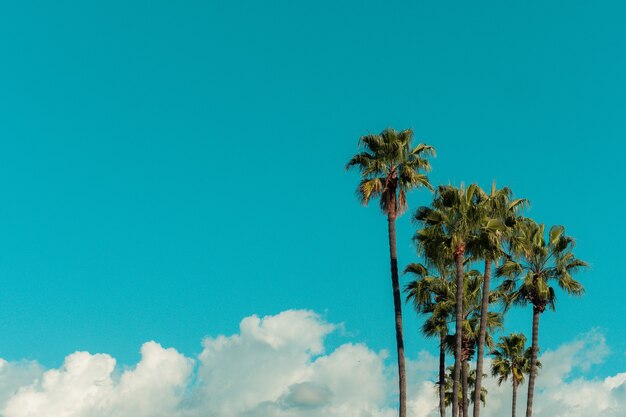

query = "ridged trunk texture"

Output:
[[525, 308, 540, 417], [439, 333, 446, 417], [512, 378, 518, 417], [387, 197, 406, 417], [462, 360, 469, 417], [472, 258, 492, 417], [452, 244, 465, 417]]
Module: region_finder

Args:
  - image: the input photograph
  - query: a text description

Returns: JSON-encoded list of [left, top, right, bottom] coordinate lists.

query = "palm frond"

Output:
[[356, 178, 383, 206], [496, 259, 523, 278]]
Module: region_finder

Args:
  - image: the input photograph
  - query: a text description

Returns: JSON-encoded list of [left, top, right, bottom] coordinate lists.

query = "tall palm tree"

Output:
[[471, 185, 527, 417], [346, 128, 435, 417], [491, 333, 539, 417], [497, 219, 587, 417], [405, 262, 455, 417], [414, 184, 483, 417]]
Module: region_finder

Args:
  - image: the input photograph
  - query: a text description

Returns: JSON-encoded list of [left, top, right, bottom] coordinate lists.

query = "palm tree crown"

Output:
[[491, 333, 536, 386], [497, 219, 587, 312], [470, 185, 527, 261], [346, 128, 435, 216], [414, 184, 485, 254], [491, 333, 540, 417]]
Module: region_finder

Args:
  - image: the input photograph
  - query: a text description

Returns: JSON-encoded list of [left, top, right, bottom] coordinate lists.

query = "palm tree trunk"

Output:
[[387, 206, 406, 417], [452, 244, 465, 417], [439, 333, 446, 417], [512, 378, 518, 417], [462, 360, 469, 417], [472, 258, 492, 417], [525, 307, 540, 417]]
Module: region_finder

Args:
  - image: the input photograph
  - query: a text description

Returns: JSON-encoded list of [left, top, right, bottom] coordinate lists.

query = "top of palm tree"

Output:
[[496, 218, 587, 312], [468, 185, 528, 262], [490, 333, 540, 386], [346, 128, 435, 216], [413, 183, 486, 257]]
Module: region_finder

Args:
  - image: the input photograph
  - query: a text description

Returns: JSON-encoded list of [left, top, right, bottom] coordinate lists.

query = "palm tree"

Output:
[[405, 262, 455, 417], [406, 263, 501, 417], [444, 271, 503, 417], [497, 219, 587, 417], [471, 184, 527, 417], [443, 365, 487, 417], [414, 184, 483, 417], [346, 128, 435, 417], [491, 333, 540, 417]]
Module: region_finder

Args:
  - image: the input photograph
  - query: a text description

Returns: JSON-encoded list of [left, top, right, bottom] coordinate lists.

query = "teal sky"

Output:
[[0, 0, 623, 379]]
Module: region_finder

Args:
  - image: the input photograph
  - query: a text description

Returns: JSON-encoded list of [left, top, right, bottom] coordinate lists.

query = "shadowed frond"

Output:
[[356, 178, 384, 206]]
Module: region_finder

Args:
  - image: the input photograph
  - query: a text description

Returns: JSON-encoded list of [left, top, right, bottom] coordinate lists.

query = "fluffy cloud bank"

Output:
[[0, 311, 623, 417]]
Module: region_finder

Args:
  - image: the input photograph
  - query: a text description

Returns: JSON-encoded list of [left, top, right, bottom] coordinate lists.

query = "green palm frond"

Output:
[[490, 333, 534, 386], [404, 262, 429, 277], [356, 178, 384, 206], [548, 225, 565, 246], [497, 220, 586, 313], [496, 259, 524, 278], [411, 143, 436, 159], [347, 128, 435, 216]]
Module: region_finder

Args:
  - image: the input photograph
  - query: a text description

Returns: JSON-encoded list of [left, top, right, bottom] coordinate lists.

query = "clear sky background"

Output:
[[0, 0, 623, 383]]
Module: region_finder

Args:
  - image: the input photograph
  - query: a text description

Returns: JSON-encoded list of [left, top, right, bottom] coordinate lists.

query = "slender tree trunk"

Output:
[[512, 378, 518, 417], [452, 244, 465, 417], [472, 258, 492, 417], [525, 307, 540, 417], [387, 202, 406, 417], [462, 360, 469, 417], [439, 333, 446, 417]]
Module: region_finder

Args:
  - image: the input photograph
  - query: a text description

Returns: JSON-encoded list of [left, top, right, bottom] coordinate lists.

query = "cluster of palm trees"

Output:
[[346, 128, 587, 417]]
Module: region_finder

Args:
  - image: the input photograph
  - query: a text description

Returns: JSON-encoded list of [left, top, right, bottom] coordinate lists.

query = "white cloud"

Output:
[[0, 359, 44, 407], [0, 312, 623, 417], [191, 310, 394, 417], [3, 342, 193, 417]]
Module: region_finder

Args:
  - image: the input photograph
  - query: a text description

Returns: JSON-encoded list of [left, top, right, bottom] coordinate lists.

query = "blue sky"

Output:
[[0, 0, 623, 388]]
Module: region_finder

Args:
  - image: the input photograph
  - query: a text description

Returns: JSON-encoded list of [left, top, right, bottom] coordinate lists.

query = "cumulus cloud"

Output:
[[0, 310, 395, 417], [0, 312, 623, 417], [190, 310, 394, 417], [3, 342, 193, 417], [0, 359, 44, 407]]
